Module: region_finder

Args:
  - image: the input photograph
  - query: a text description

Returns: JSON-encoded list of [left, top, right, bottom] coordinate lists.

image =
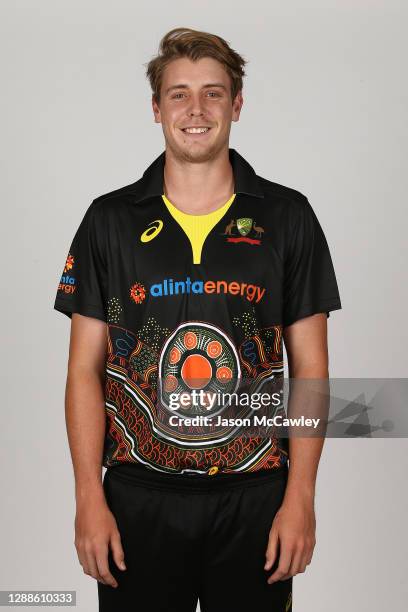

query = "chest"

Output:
[[106, 195, 285, 329]]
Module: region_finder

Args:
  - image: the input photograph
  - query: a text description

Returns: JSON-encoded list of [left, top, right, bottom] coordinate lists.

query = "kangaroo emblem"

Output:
[[221, 217, 265, 246], [222, 219, 236, 236]]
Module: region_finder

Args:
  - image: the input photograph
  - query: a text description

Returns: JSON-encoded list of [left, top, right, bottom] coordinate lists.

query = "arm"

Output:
[[265, 312, 328, 583], [283, 311, 329, 503], [67, 313, 126, 588]]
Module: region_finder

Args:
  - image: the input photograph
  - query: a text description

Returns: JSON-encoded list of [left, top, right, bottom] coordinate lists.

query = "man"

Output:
[[54, 27, 342, 612]]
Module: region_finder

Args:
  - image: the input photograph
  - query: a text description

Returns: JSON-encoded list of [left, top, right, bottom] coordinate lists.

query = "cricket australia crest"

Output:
[[221, 216, 265, 245], [237, 218, 253, 236]]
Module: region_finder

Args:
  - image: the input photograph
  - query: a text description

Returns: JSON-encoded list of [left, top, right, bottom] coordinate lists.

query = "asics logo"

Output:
[[140, 219, 163, 243]]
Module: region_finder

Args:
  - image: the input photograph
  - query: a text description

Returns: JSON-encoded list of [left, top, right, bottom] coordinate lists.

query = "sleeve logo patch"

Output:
[[64, 253, 75, 272], [58, 253, 76, 295]]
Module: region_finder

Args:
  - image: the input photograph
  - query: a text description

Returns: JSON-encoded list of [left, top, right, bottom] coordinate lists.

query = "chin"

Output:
[[183, 149, 214, 163], [174, 140, 224, 164]]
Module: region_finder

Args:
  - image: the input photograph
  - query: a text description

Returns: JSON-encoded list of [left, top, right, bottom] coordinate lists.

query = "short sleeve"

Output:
[[53, 200, 107, 322], [283, 197, 342, 327]]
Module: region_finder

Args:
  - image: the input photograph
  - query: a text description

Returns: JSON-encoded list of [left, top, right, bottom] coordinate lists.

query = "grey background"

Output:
[[1, 0, 407, 610]]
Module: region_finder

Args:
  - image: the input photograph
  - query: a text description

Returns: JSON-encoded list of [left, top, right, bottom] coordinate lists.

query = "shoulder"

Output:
[[256, 174, 313, 227], [89, 175, 146, 217], [257, 174, 308, 207]]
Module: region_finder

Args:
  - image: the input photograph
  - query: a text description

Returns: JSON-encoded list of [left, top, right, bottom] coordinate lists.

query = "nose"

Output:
[[187, 93, 205, 117]]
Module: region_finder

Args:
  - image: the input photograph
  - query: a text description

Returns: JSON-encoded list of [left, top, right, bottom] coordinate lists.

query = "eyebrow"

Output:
[[164, 83, 227, 95]]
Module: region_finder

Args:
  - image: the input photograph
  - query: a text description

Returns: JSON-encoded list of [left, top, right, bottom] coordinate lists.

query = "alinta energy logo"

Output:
[[130, 282, 147, 304], [58, 253, 76, 295], [129, 276, 267, 304], [221, 217, 265, 245]]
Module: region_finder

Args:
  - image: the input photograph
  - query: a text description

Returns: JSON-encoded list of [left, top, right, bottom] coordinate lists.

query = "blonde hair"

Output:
[[145, 27, 247, 104]]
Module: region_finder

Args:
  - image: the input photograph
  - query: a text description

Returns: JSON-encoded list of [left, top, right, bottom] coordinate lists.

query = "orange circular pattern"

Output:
[[169, 347, 181, 364], [207, 340, 222, 358], [216, 366, 233, 383], [164, 374, 178, 392], [183, 331, 197, 350], [181, 354, 212, 389]]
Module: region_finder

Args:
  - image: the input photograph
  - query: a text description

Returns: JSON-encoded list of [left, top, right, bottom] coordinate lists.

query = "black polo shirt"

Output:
[[54, 148, 342, 475]]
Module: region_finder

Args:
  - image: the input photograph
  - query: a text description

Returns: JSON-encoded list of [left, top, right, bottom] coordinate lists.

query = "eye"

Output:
[[172, 92, 186, 99], [207, 91, 221, 97]]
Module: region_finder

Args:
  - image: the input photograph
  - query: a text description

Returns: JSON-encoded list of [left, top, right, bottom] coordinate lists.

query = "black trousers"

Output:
[[98, 464, 292, 612]]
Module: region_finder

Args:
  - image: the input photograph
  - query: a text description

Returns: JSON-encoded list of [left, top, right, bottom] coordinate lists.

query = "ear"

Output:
[[232, 90, 244, 122], [152, 94, 161, 124]]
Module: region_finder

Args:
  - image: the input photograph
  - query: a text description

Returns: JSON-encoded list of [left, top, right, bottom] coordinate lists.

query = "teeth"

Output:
[[183, 127, 210, 134]]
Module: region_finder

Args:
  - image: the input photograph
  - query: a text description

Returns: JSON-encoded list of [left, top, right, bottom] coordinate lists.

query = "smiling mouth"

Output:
[[181, 127, 212, 134]]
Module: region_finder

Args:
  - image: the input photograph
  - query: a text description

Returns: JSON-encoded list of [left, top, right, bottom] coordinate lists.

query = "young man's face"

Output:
[[152, 56, 243, 163]]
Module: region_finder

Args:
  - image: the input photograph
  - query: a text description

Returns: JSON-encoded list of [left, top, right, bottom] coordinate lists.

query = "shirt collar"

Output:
[[132, 148, 264, 203]]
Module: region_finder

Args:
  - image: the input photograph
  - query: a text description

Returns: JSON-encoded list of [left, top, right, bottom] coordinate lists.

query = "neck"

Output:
[[162, 145, 235, 214]]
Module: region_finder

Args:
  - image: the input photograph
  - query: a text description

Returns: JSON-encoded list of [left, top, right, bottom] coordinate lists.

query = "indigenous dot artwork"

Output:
[[138, 316, 171, 353], [104, 317, 286, 474], [107, 297, 122, 324], [233, 308, 260, 338]]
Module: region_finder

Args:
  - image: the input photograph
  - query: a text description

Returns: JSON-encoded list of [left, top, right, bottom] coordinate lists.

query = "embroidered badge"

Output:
[[221, 218, 265, 245]]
